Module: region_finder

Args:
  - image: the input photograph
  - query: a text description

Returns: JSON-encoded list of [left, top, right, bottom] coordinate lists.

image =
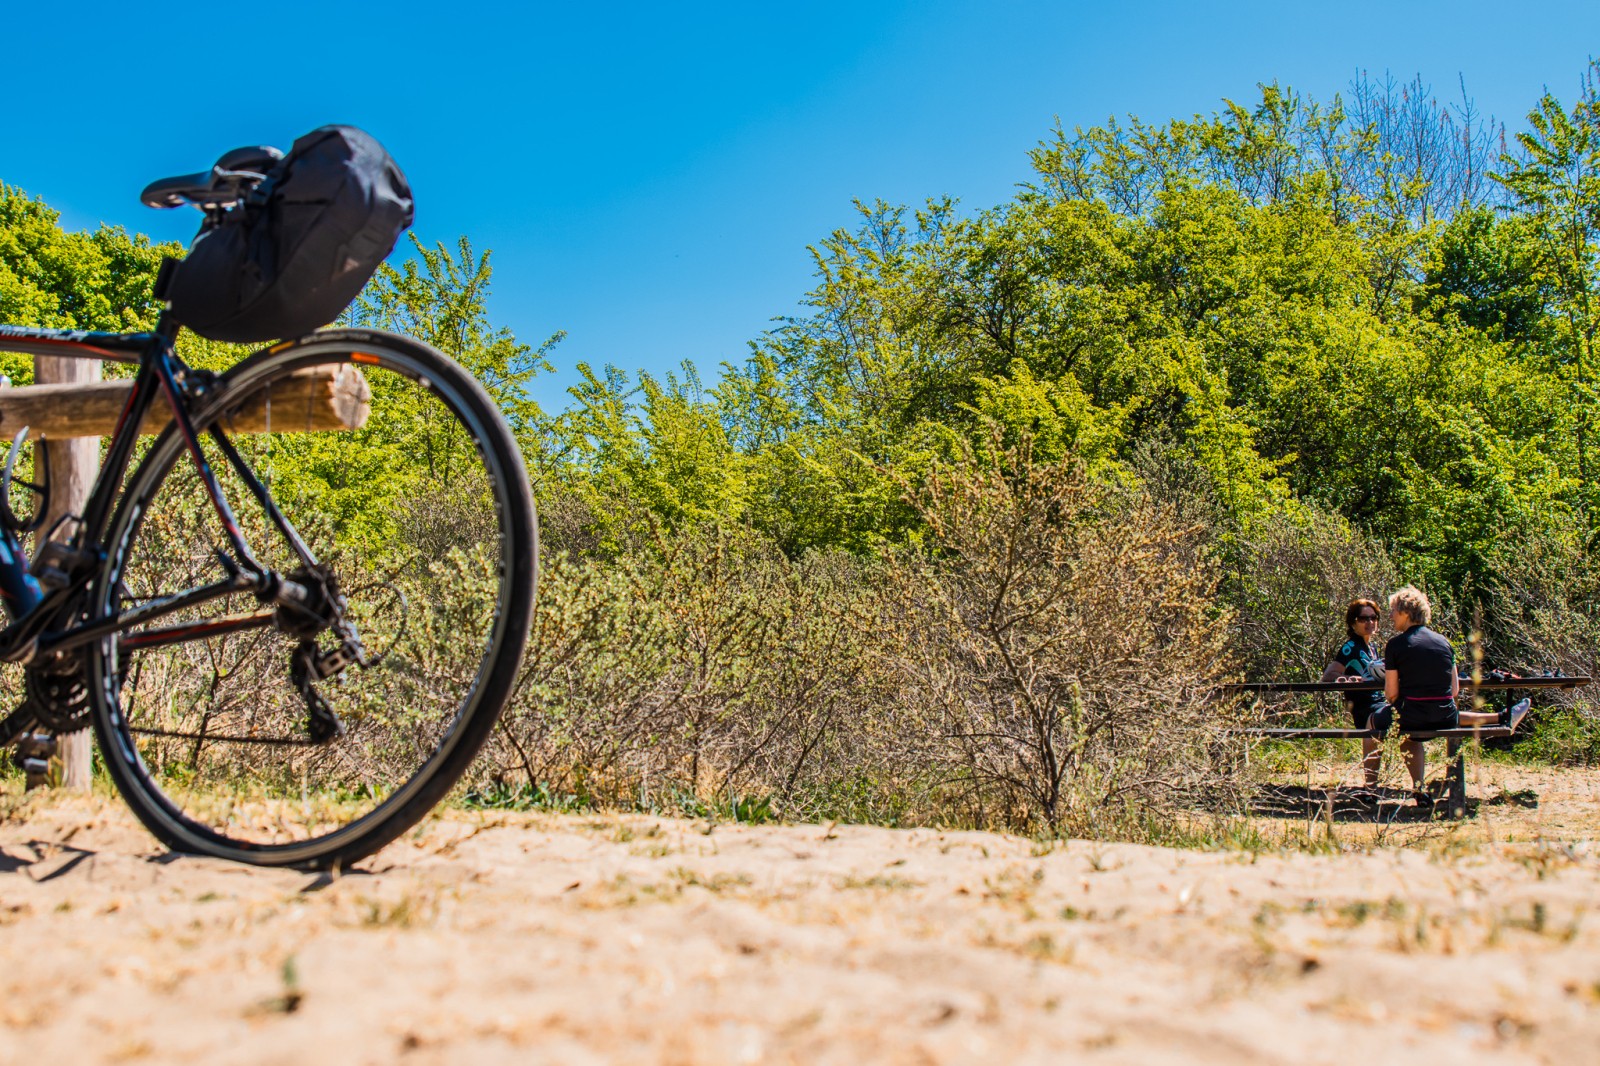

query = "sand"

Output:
[[1, 762, 1598, 1065]]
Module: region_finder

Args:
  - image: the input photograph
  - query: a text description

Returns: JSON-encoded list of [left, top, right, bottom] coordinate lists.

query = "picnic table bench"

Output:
[[1225, 675, 1591, 816]]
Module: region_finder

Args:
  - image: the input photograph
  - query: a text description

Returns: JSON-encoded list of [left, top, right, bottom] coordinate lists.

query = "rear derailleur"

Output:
[[266, 565, 368, 745]]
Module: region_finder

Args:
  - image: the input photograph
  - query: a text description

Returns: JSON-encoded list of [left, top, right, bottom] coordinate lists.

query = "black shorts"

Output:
[[1395, 698, 1458, 732], [1347, 698, 1388, 731]]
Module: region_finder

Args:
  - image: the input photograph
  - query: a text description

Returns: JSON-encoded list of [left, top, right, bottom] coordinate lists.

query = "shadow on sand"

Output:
[[1249, 783, 1479, 824]]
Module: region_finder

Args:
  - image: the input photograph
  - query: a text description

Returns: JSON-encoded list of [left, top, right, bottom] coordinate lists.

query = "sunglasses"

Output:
[[1355, 614, 1379, 622]]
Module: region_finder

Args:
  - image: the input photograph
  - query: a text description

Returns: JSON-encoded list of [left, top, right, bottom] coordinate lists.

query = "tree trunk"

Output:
[[34, 354, 97, 791]]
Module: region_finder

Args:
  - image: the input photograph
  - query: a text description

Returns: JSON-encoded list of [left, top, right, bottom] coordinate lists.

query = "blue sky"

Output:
[[3, 2, 1596, 410]]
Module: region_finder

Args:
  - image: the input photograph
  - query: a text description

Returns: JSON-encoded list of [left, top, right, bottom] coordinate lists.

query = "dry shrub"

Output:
[[473, 437, 1244, 839], [483, 528, 883, 815], [1486, 519, 1600, 710], [107, 435, 1245, 840], [494, 548, 679, 800], [877, 440, 1237, 832], [79, 422, 1600, 828], [1230, 506, 1401, 681]]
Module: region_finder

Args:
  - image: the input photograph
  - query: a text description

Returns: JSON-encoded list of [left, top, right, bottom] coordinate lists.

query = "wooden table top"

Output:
[[1224, 676, 1590, 694]]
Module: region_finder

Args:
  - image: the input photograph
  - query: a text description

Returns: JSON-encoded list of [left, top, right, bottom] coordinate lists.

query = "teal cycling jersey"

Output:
[[1332, 637, 1385, 714]]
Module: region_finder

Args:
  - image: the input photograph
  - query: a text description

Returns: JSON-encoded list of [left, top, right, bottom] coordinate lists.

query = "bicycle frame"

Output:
[[0, 316, 309, 670]]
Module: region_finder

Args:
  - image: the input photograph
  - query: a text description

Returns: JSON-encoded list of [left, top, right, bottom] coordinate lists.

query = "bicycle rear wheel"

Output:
[[88, 329, 537, 869]]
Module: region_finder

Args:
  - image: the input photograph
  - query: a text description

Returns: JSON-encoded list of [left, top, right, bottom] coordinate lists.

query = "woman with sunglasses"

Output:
[[1321, 598, 1388, 787]]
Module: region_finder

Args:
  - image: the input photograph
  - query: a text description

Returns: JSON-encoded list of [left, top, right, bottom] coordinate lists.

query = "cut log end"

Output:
[[216, 364, 373, 435]]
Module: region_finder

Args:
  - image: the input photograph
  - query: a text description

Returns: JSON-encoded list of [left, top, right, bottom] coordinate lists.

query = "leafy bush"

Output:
[[1230, 506, 1402, 682]]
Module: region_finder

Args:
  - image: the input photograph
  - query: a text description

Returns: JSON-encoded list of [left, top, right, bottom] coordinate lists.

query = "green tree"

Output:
[[560, 361, 750, 536], [0, 183, 175, 380], [354, 235, 563, 477], [1495, 62, 1600, 511], [1423, 206, 1550, 344]]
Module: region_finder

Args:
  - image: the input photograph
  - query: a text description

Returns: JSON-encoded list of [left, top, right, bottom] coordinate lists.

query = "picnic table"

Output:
[[1224, 675, 1592, 816]]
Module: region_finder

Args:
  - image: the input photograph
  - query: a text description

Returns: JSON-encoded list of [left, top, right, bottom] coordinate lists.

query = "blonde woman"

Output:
[[1381, 586, 1500, 801]]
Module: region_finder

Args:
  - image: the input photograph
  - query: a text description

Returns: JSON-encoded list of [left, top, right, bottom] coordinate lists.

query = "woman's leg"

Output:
[[1459, 709, 1498, 726], [1360, 705, 1390, 788], [1360, 737, 1382, 786], [1404, 739, 1426, 789]]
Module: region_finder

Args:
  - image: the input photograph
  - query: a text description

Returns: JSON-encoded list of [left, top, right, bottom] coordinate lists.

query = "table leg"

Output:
[[1446, 738, 1467, 818]]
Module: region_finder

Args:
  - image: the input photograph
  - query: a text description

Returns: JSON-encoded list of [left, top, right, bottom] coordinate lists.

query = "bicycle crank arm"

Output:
[[0, 703, 36, 748]]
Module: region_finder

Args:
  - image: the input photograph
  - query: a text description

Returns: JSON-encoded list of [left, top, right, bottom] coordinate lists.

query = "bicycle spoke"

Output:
[[128, 727, 320, 746]]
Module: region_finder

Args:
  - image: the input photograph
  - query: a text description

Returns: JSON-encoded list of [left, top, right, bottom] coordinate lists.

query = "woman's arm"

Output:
[[1385, 668, 1400, 703], [1320, 660, 1345, 683]]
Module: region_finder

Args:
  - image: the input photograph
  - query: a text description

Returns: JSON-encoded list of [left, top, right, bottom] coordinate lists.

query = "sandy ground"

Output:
[[1, 762, 1598, 1065]]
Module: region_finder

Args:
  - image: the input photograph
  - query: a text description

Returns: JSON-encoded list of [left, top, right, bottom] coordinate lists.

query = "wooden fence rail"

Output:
[[0, 363, 371, 440]]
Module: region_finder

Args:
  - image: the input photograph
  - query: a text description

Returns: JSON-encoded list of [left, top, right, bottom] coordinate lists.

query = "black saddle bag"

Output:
[[166, 125, 413, 344]]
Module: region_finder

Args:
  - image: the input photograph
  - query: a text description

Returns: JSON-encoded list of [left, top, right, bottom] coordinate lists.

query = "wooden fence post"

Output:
[[33, 353, 96, 791]]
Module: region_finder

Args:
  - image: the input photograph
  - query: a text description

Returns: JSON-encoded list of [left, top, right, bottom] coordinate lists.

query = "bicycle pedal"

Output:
[[11, 732, 56, 776], [32, 531, 96, 586], [34, 538, 92, 569], [34, 565, 70, 590]]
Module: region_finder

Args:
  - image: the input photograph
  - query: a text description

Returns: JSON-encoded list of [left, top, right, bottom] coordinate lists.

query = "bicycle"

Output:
[[0, 143, 538, 869]]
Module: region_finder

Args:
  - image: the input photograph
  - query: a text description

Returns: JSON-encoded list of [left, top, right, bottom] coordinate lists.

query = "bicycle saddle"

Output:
[[139, 144, 284, 208]]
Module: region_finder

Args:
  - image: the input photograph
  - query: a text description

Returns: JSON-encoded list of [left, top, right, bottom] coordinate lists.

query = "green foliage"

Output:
[[354, 235, 560, 464], [1423, 207, 1550, 343], [560, 361, 750, 540], [0, 183, 177, 381], [691, 63, 1600, 642], [1495, 67, 1600, 514]]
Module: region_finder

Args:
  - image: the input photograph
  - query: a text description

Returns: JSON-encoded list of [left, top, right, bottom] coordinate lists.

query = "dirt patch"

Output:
[[0, 767, 1597, 1064]]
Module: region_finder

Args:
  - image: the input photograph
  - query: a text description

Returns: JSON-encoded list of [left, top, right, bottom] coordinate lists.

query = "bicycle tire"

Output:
[[87, 329, 537, 869]]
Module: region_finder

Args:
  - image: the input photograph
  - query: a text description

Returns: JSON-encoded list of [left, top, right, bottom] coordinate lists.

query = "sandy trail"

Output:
[[1, 765, 1598, 1064]]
